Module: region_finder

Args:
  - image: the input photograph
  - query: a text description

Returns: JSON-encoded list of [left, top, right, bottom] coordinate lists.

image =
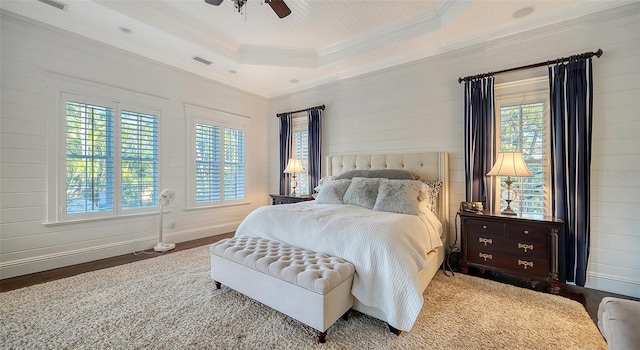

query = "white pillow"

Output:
[[343, 177, 380, 209], [315, 179, 351, 204], [373, 179, 422, 215]]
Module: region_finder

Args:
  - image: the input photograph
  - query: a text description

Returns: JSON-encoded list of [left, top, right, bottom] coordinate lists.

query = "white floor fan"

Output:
[[155, 189, 176, 252]]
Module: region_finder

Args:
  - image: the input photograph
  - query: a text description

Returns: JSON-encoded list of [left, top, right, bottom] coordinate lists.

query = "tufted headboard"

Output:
[[326, 152, 450, 244]]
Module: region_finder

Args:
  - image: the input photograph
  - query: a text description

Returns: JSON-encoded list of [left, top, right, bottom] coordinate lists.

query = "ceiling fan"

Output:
[[205, 0, 291, 19]]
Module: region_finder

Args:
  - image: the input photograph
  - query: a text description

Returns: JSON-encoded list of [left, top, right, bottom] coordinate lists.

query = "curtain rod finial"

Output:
[[596, 49, 603, 58], [458, 77, 463, 84]]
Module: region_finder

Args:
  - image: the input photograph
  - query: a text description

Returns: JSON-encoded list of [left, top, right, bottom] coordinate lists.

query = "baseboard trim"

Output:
[[587, 272, 640, 298], [0, 222, 239, 279]]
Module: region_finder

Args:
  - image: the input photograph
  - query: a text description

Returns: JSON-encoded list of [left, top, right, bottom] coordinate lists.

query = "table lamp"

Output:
[[283, 158, 305, 196], [486, 152, 533, 215]]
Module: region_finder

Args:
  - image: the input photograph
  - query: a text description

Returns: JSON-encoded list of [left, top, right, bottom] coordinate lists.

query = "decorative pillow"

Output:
[[313, 176, 336, 193], [373, 179, 422, 215], [315, 179, 351, 204], [419, 181, 442, 214], [336, 169, 419, 180], [343, 177, 381, 209]]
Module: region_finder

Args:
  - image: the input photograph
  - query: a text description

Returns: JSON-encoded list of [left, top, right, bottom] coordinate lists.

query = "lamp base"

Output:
[[154, 242, 175, 252], [501, 200, 517, 216]]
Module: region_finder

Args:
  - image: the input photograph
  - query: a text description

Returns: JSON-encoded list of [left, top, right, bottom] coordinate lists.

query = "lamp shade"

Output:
[[283, 158, 305, 174], [487, 152, 533, 177]]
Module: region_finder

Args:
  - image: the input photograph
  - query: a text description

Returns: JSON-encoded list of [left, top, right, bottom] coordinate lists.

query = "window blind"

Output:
[[195, 122, 221, 202], [223, 127, 245, 200], [120, 110, 158, 209], [65, 101, 114, 214], [499, 102, 546, 214]]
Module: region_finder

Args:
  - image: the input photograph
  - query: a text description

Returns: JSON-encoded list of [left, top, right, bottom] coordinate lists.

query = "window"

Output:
[[63, 95, 159, 219], [292, 118, 309, 195], [495, 79, 550, 215], [187, 104, 248, 207]]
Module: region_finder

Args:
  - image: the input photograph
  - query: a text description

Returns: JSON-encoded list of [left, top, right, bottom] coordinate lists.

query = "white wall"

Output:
[[269, 4, 640, 297], [0, 11, 271, 279]]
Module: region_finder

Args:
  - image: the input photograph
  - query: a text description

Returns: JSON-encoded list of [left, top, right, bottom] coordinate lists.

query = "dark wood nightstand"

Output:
[[269, 194, 314, 205], [459, 211, 564, 294]]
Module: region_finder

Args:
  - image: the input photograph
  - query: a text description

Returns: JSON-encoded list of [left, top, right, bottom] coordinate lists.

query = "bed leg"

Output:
[[318, 330, 326, 343], [388, 325, 402, 336], [341, 309, 351, 321], [214, 281, 221, 289]]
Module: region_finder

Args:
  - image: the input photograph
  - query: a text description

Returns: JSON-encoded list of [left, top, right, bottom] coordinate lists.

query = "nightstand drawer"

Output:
[[269, 194, 314, 205], [467, 248, 549, 278], [505, 223, 548, 241], [466, 220, 503, 236], [467, 233, 547, 259]]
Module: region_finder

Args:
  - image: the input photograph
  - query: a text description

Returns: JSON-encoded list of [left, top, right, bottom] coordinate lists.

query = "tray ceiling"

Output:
[[0, 0, 629, 97]]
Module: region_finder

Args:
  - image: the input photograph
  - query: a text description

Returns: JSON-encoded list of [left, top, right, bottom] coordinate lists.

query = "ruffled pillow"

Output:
[[419, 181, 442, 214], [373, 179, 422, 215], [315, 179, 351, 204], [343, 177, 380, 209]]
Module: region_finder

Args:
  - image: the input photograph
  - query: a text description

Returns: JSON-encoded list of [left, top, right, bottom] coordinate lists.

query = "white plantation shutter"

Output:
[[120, 110, 158, 210], [65, 101, 114, 214], [498, 101, 548, 214], [192, 118, 245, 205], [223, 127, 245, 200], [195, 123, 221, 202], [293, 120, 309, 194]]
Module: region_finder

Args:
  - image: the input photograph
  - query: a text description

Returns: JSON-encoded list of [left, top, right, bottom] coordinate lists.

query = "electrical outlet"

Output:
[[169, 222, 175, 229]]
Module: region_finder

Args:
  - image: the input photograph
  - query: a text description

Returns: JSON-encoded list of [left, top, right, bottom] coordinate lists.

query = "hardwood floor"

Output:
[[1, 232, 637, 326], [0, 233, 233, 293]]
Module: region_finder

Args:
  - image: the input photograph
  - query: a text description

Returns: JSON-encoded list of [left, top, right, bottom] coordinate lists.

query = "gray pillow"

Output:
[[343, 177, 380, 209], [373, 179, 422, 215], [315, 179, 351, 204], [336, 169, 419, 180]]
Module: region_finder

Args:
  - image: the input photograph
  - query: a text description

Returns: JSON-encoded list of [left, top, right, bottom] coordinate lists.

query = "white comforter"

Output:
[[234, 201, 443, 331]]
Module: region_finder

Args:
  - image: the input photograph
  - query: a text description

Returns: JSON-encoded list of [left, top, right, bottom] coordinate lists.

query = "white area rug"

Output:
[[0, 245, 606, 349]]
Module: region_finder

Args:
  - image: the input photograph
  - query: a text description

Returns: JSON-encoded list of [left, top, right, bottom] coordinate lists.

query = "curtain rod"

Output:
[[276, 104, 325, 118], [457, 49, 603, 84]]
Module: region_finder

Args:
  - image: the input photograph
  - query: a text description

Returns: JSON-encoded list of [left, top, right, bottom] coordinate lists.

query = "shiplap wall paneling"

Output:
[[269, 4, 640, 297]]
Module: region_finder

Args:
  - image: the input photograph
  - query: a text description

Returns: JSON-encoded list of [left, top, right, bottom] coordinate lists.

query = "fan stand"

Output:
[[155, 206, 175, 252], [154, 190, 176, 252]]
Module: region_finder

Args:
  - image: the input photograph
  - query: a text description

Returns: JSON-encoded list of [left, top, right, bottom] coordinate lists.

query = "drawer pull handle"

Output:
[[479, 237, 493, 246], [523, 230, 530, 234], [479, 253, 492, 261], [518, 259, 534, 270], [482, 225, 488, 229], [518, 243, 534, 252]]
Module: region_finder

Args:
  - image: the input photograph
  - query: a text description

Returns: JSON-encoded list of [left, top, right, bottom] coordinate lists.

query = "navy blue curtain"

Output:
[[279, 114, 293, 195], [464, 77, 496, 208], [549, 57, 593, 286], [307, 109, 322, 192]]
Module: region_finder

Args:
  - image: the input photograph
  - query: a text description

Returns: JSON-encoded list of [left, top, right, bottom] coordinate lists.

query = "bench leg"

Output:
[[214, 281, 221, 289], [318, 330, 326, 343], [388, 324, 402, 336]]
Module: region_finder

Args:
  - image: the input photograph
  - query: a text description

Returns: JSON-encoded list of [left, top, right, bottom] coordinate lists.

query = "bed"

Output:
[[234, 152, 449, 333]]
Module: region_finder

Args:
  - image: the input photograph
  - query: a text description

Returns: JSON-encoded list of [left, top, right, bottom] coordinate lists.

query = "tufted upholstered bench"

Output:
[[210, 236, 355, 343]]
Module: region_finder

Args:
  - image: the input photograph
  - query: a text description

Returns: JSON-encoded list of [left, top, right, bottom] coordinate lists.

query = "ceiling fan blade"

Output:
[[204, 0, 224, 6], [267, 0, 291, 18]]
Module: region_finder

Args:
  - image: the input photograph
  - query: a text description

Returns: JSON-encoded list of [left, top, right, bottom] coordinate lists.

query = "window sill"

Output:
[[43, 211, 159, 227], [184, 201, 252, 211]]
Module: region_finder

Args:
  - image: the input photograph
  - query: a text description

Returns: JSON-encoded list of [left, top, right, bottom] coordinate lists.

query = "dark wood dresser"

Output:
[[269, 194, 314, 205], [459, 211, 564, 294]]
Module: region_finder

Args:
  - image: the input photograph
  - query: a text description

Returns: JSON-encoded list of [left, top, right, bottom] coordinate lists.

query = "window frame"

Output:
[[45, 73, 168, 225], [494, 77, 551, 215], [185, 104, 250, 209], [57, 94, 161, 222]]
